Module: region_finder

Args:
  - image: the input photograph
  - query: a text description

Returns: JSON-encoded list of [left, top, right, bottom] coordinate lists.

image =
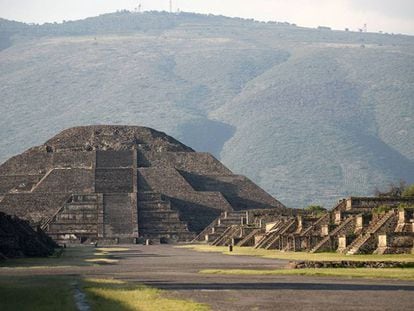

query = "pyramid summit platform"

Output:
[[0, 125, 286, 244]]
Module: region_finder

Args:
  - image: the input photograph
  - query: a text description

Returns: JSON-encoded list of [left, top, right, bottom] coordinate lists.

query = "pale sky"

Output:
[[0, 0, 413, 35]]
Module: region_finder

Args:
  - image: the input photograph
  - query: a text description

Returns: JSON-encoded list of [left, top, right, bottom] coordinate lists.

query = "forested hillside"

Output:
[[1, 11, 413, 207]]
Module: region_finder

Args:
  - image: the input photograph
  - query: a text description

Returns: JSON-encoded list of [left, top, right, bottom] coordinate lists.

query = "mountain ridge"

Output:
[[0, 11, 413, 208]]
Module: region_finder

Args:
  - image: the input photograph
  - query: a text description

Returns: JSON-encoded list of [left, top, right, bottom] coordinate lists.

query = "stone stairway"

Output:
[[332, 200, 347, 212], [103, 193, 135, 238], [195, 211, 247, 243], [264, 219, 297, 250], [138, 191, 195, 241], [192, 216, 220, 242], [237, 228, 263, 247], [345, 210, 397, 255], [253, 220, 283, 249], [254, 219, 296, 249], [310, 215, 357, 253], [212, 225, 241, 246], [43, 194, 99, 244], [299, 213, 330, 237]]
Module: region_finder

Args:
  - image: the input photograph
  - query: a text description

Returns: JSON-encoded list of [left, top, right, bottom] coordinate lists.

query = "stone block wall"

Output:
[[346, 197, 414, 211], [96, 150, 133, 168], [376, 233, 414, 254], [0, 212, 57, 258], [0, 175, 42, 193], [140, 151, 232, 175], [180, 172, 285, 210], [95, 169, 133, 193], [33, 168, 94, 193], [0, 193, 70, 224], [103, 193, 135, 238], [0, 150, 93, 175]]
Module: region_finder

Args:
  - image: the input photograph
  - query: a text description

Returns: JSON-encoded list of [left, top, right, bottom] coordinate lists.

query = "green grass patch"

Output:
[[83, 278, 210, 311], [180, 244, 414, 262], [0, 276, 76, 311], [200, 268, 414, 280]]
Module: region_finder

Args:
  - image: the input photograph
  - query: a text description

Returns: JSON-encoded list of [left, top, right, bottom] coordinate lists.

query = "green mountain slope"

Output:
[[0, 11, 413, 207]]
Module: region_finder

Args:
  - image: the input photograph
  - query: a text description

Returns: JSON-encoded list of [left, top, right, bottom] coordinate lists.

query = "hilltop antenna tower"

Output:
[[135, 2, 142, 13]]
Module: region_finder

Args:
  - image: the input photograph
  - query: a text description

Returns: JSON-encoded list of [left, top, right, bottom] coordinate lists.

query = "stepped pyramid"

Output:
[[0, 126, 286, 244]]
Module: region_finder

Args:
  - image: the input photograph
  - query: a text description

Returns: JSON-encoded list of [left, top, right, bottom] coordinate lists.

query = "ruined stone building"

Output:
[[0, 126, 286, 244], [201, 197, 414, 254]]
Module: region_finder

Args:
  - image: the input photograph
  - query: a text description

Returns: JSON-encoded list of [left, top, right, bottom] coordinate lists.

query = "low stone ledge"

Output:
[[288, 260, 414, 269]]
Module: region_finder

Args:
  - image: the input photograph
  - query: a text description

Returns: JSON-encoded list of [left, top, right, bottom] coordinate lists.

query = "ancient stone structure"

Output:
[[0, 126, 286, 244], [202, 196, 414, 254], [0, 212, 57, 259]]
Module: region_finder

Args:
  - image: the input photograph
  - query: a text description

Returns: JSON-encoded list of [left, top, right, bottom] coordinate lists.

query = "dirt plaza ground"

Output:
[[1, 245, 413, 311]]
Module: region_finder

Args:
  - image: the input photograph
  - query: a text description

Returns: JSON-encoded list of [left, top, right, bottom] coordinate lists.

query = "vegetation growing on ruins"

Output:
[[398, 203, 414, 210], [304, 205, 327, 216], [199, 268, 414, 281], [375, 182, 414, 198], [402, 184, 414, 197], [372, 205, 393, 215]]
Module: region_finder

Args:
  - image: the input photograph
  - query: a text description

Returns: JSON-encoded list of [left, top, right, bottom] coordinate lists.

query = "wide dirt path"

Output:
[[1, 245, 414, 310]]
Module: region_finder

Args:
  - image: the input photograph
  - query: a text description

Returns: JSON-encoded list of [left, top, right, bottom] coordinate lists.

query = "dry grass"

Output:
[[83, 278, 210, 311], [85, 258, 119, 265], [95, 248, 130, 252], [200, 268, 414, 280], [180, 244, 414, 262]]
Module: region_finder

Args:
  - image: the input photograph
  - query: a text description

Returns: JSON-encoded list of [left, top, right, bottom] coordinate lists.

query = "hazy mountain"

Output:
[[1, 11, 413, 208]]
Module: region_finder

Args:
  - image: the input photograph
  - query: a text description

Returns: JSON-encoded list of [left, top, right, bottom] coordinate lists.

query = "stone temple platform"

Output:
[[0, 126, 286, 244]]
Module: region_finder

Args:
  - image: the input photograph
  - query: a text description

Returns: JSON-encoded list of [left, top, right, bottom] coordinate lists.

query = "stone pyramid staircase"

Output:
[[310, 215, 357, 253], [43, 194, 99, 244], [254, 218, 296, 249], [193, 211, 247, 243], [138, 191, 195, 241], [264, 219, 297, 250], [211, 225, 241, 246], [237, 228, 263, 247], [299, 213, 330, 237], [345, 210, 397, 255]]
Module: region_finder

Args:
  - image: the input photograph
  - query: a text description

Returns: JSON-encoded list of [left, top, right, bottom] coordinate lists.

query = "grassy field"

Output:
[[200, 268, 414, 281], [180, 244, 414, 262]]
